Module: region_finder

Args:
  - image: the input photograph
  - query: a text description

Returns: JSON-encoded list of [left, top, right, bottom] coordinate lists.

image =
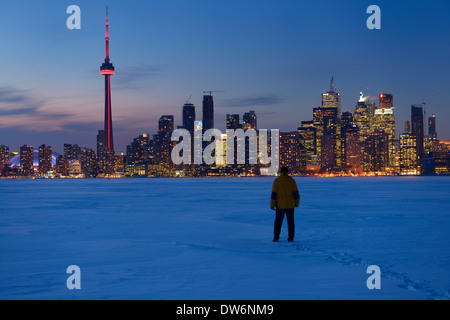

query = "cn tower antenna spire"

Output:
[[105, 6, 110, 63]]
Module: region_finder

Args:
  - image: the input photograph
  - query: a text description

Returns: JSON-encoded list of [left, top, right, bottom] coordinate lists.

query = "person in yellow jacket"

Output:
[[270, 166, 300, 242]]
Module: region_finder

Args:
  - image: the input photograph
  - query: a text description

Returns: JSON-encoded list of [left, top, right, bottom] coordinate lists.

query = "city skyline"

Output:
[[1, 0, 450, 154]]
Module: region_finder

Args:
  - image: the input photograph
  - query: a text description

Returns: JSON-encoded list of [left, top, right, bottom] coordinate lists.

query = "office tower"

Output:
[[322, 77, 341, 115], [298, 121, 317, 168], [182, 103, 196, 134], [320, 133, 335, 170], [226, 114, 240, 129], [399, 133, 419, 175], [373, 107, 396, 168], [428, 114, 437, 141], [20, 145, 34, 175], [362, 130, 389, 172], [313, 107, 339, 160], [81, 148, 98, 176], [379, 93, 393, 109], [38, 144, 52, 174], [340, 111, 354, 168], [345, 126, 361, 174], [353, 93, 374, 143], [280, 131, 302, 174], [55, 155, 69, 176], [100, 7, 115, 154], [411, 105, 424, 165], [243, 111, 257, 130], [202, 94, 214, 132], [0, 145, 10, 165]]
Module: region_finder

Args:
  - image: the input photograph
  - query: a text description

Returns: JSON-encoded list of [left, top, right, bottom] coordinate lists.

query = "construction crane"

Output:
[[422, 88, 436, 121], [203, 90, 225, 96]]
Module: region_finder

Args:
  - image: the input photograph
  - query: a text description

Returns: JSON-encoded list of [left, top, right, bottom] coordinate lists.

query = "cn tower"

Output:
[[100, 7, 115, 153]]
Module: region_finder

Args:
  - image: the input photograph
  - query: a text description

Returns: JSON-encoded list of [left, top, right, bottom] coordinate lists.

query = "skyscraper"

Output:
[[373, 108, 396, 168], [20, 145, 34, 175], [202, 94, 214, 133], [0, 145, 10, 165], [362, 130, 389, 172], [354, 93, 374, 143], [298, 121, 317, 168], [344, 126, 361, 174], [428, 114, 437, 141], [321, 77, 341, 115], [379, 93, 393, 109], [399, 133, 419, 175], [411, 105, 424, 166], [38, 144, 52, 174], [100, 7, 115, 154], [243, 111, 257, 130], [279, 131, 302, 174], [182, 103, 196, 134]]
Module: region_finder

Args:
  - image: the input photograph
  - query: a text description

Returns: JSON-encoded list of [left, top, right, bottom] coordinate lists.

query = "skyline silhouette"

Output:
[[0, 0, 449, 154]]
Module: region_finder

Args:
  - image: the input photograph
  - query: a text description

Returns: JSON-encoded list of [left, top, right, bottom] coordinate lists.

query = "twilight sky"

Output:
[[0, 0, 449, 154]]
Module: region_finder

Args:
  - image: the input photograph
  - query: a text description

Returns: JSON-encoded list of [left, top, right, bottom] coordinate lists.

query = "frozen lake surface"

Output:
[[1, 177, 449, 300]]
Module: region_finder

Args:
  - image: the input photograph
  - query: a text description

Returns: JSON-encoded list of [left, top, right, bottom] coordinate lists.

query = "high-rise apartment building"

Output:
[[38, 144, 52, 174], [0, 145, 10, 165], [280, 131, 302, 174], [20, 145, 34, 175], [243, 111, 257, 130]]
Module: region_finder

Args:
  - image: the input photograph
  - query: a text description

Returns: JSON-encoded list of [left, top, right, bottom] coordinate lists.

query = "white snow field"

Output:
[[0, 177, 449, 300]]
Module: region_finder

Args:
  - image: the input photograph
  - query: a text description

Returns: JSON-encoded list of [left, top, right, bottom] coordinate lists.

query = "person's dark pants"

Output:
[[274, 208, 295, 241]]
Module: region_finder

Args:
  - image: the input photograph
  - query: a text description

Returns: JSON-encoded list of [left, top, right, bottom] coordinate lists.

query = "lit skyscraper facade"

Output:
[[379, 93, 393, 109], [20, 145, 34, 175], [362, 130, 389, 172], [38, 144, 52, 174], [400, 133, 419, 175], [0, 145, 10, 165], [373, 108, 396, 168], [321, 77, 341, 115]]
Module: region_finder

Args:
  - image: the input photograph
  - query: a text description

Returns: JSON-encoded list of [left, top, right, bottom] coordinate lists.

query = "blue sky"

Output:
[[0, 0, 449, 153]]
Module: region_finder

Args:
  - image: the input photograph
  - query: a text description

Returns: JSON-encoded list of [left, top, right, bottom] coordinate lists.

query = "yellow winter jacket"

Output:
[[270, 173, 300, 209]]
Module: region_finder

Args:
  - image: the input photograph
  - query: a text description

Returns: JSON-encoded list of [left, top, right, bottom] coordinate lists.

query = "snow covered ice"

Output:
[[0, 177, 450, 300]]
